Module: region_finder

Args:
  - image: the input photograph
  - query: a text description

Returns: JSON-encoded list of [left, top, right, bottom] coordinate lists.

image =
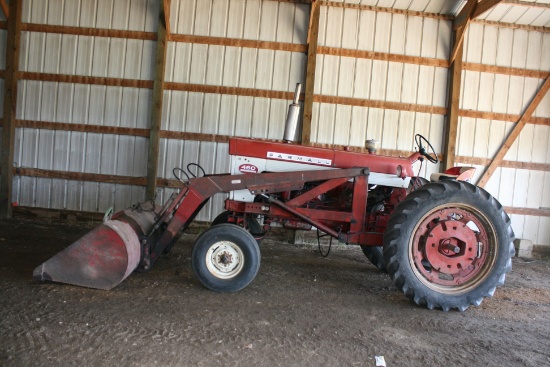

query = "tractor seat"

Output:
[[430, 167, 476, 182]]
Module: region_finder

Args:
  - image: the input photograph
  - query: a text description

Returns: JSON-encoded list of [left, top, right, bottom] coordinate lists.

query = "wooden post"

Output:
[[477, 75, 550, 188], [443, 34, 464, 171], [450, 0, 476, 64], [301, 0, 321, 145], [0, 0, 8, 19], [146, 0, 169, 200], [1, 0, 22, 218]]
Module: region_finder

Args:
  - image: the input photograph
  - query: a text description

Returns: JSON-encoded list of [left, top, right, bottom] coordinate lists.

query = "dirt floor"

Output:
[[1, 219, 549, 367]]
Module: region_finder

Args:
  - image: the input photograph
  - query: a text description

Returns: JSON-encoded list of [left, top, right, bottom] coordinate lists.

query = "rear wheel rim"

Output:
[[205, 241, 245, 279], [409, 204, 498, 294]]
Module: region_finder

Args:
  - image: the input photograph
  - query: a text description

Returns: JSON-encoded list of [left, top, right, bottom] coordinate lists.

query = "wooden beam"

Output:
[[504, 207, 550, 217], [477, 75, 550, 187], [443, 35, 464, 170], [450, 0, 477, 63], [472, 0, 503, 19], [463, 62, 549, 79], [13, 168, 183, 189], [21, 23, 156, 40], [302, 0, 321, 145], [146, 0, 169, 199], [455, 155, 550, 172], [16, 120, 151, 137], [15, 167, 147, 186], [472, 19, 550, 33], [19, 71, 154, 89], [313, 95, 447, 115], [452, 1, 502, 62], [164, 82, 299, 100], [164, 0, 171, 37], [502, 0, 550, 9], [453, 0, 478, 30], [318, 46, 449, 68], [169, 34, 306, 53], [1, 0, 22, 219], [0, 0, 7, 19], [321, 1, 453, 20], [459, 110, 550, 126]]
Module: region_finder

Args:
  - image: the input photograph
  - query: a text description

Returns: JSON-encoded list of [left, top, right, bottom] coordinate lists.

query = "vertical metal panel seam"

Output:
[[59, 0, 69, 210], [197, 2, 213, 137], [367, 10, 380, 142], [473, 23, 484, 160], [250, 1, 264, 139], [85, 0, 100, 211], [395, 13, 407, 150], [215, 0, 231, 136], [348, 5, 362, 147], [266, 1, 280, 139], [231, 0, 247, 138], [331, 6, 344, 145], [316, 5, 328, 143], [98, 0, 115, 211], [74, 2, 85, 210]]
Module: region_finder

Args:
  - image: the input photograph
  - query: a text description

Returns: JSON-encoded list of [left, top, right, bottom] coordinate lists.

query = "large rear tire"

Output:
[[192, 224, 261, 293], [383, 181, 515, 311]]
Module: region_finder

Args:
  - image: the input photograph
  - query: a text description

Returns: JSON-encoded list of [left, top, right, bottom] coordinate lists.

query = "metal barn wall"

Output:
[[310, 4, 451, 180], [459, 22, 550, 246], [15, 0, 157, 213], [158, 0, 308, 220], [10, 0, 309, 222], [5, 0, 550, 247]]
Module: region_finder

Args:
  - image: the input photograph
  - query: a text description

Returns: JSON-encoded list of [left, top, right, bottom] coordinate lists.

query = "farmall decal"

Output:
[[267, 152, 332, 166], [238, 164, 259, 174]]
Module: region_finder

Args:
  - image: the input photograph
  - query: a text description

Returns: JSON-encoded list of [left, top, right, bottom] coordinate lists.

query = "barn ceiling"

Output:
[[329, 0, 550, 27]]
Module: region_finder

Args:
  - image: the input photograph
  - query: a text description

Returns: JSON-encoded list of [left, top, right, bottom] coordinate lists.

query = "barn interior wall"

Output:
[[2, 0, 549, 246], [458, 22, 550, 247], [14, 0, 157, 213], [311, 4, 451, 181]]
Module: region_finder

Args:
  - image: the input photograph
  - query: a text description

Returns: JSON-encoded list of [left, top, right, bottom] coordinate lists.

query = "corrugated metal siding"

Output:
[[479, 2, 550, 27], [311, 5, 450, 179], [15, 0, 157, 212], [458, 22, 550, 246], [321, 0, 462, 15], [158, 0, 308, 220], [8, 0, 550, 244]]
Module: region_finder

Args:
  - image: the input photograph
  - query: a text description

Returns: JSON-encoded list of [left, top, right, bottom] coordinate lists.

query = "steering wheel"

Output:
[[415, 134, 439, 164]]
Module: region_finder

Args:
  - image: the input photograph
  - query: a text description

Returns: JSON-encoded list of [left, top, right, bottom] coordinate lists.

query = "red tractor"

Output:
[[34, 86, 514, 311]]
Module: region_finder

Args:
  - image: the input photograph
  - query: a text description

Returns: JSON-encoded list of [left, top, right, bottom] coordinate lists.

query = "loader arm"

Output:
[[147, 167, 370, 268], [34, 167, 369, 289]]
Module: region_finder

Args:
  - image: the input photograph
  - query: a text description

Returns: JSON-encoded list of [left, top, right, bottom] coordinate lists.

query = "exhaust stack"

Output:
[[283, 83, 302, 143]]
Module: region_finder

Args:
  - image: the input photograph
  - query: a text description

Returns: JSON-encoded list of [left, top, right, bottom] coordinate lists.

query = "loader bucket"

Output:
[[33, 203, 159, 290]]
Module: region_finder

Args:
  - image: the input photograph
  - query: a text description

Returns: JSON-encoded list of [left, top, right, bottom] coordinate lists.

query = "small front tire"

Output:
[[211, 211, 265, 243], [192, 224, 261, 293]]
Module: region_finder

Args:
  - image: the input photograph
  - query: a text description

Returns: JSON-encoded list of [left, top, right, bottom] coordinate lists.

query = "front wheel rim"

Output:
[[205, 241, 245, 279], [409, 204, 498, 294]]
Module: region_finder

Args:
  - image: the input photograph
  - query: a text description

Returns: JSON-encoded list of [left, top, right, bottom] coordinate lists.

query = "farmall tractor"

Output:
[[34, 86, 515, 312]]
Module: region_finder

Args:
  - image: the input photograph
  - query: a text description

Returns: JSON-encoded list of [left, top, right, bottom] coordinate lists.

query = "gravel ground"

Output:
[[1, 220, 549, 367]]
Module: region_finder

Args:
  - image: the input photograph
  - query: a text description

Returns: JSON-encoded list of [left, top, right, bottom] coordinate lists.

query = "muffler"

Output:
[[33, 202, 159, 290], [283, 83, 302, 143]]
